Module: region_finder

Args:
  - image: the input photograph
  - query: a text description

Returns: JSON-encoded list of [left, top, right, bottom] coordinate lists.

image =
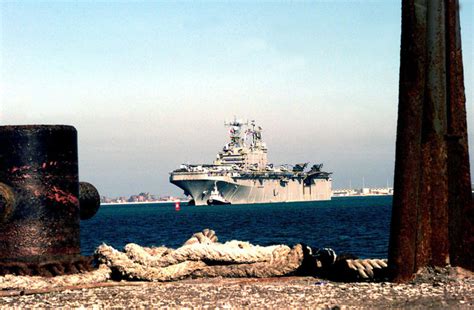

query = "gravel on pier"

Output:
[[0, 267, 472, 308]]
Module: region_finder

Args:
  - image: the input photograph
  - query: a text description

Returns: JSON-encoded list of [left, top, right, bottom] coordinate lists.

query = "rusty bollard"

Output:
[[0, 125, 100, 276], [389, 0, 472, 282]]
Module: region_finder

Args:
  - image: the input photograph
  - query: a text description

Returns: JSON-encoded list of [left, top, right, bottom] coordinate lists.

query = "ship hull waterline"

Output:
[[170, 174, 332, 206]]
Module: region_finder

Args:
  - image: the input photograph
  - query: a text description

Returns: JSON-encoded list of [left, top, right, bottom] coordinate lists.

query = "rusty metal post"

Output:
[[419, 0, 450, 269], [389, 0, 472, 282], [445, 0, 473, 271], [388, 0, 427, 283], [0, 125, 101, 276]]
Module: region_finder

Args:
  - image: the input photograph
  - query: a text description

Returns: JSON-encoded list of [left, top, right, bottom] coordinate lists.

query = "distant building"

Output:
[[332, 187, 393, 197], [100, 193, 190, 204]]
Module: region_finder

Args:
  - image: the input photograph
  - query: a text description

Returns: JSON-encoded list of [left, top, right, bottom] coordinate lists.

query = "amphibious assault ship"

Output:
[[170, 118, 332, 205]]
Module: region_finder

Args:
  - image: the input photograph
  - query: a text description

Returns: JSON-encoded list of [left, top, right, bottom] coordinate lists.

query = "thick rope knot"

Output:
[[0, 229, 390, 289], [94, 229, 305, 281]]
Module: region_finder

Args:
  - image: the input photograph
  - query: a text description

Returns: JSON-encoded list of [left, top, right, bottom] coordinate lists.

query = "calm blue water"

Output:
[[80, 196, 392, 258]]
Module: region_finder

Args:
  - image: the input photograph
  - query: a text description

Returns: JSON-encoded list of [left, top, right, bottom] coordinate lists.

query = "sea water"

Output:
[[80, 196, 392, 258]]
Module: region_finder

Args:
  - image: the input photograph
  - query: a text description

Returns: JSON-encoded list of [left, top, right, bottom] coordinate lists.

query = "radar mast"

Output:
[[224, 117, 248, 147]]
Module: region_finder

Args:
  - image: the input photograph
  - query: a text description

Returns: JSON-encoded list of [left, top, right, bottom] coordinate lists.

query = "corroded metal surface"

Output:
[[0, 256, 94, 277], [0, 125, 100, 276], [389, 0, 472, 282], [445, 0, 473, 272], [0, 182, 16, 223], [79, 182, 101, 220], [389, 0, 427, 283], [419, 0, 449, 269]]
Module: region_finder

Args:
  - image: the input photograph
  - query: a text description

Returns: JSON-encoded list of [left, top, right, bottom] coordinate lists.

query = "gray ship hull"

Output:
[[170, 173, 332, 206]]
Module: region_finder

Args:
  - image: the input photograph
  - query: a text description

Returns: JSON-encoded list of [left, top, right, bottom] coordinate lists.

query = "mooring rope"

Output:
[[0, 264, 111, 290], [0, 229, 389, 290], [95, 231, 304, 281]]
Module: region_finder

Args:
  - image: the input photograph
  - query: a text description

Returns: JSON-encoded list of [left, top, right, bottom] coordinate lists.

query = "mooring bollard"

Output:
[[389, 0, 472, 282], [0, 125, 100, 276]]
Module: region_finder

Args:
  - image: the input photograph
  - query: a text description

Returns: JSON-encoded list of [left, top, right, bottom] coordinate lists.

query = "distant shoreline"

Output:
[[332, 194, 393, 198], [101, 200, 189, 206], [100, 195, 394, 206]]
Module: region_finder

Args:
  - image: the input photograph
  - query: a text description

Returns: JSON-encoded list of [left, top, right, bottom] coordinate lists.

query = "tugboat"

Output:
[[170, 118, 332, 206], [207, 182, 231, 205]]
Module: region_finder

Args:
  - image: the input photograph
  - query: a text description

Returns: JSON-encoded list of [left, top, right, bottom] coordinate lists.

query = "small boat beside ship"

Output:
[[207, 182, 231, 205], [169, 118, 332, 206]]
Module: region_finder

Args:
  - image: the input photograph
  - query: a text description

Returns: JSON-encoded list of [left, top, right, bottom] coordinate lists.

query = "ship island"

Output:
[[170, 118, 332, 205]]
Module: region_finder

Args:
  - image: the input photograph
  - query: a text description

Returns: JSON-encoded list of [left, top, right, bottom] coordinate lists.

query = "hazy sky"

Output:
[[1, 1, 473, 197]]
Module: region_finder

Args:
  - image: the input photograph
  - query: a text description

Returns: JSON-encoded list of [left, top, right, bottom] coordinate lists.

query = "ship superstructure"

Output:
[[170, 118, 332, 205]]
